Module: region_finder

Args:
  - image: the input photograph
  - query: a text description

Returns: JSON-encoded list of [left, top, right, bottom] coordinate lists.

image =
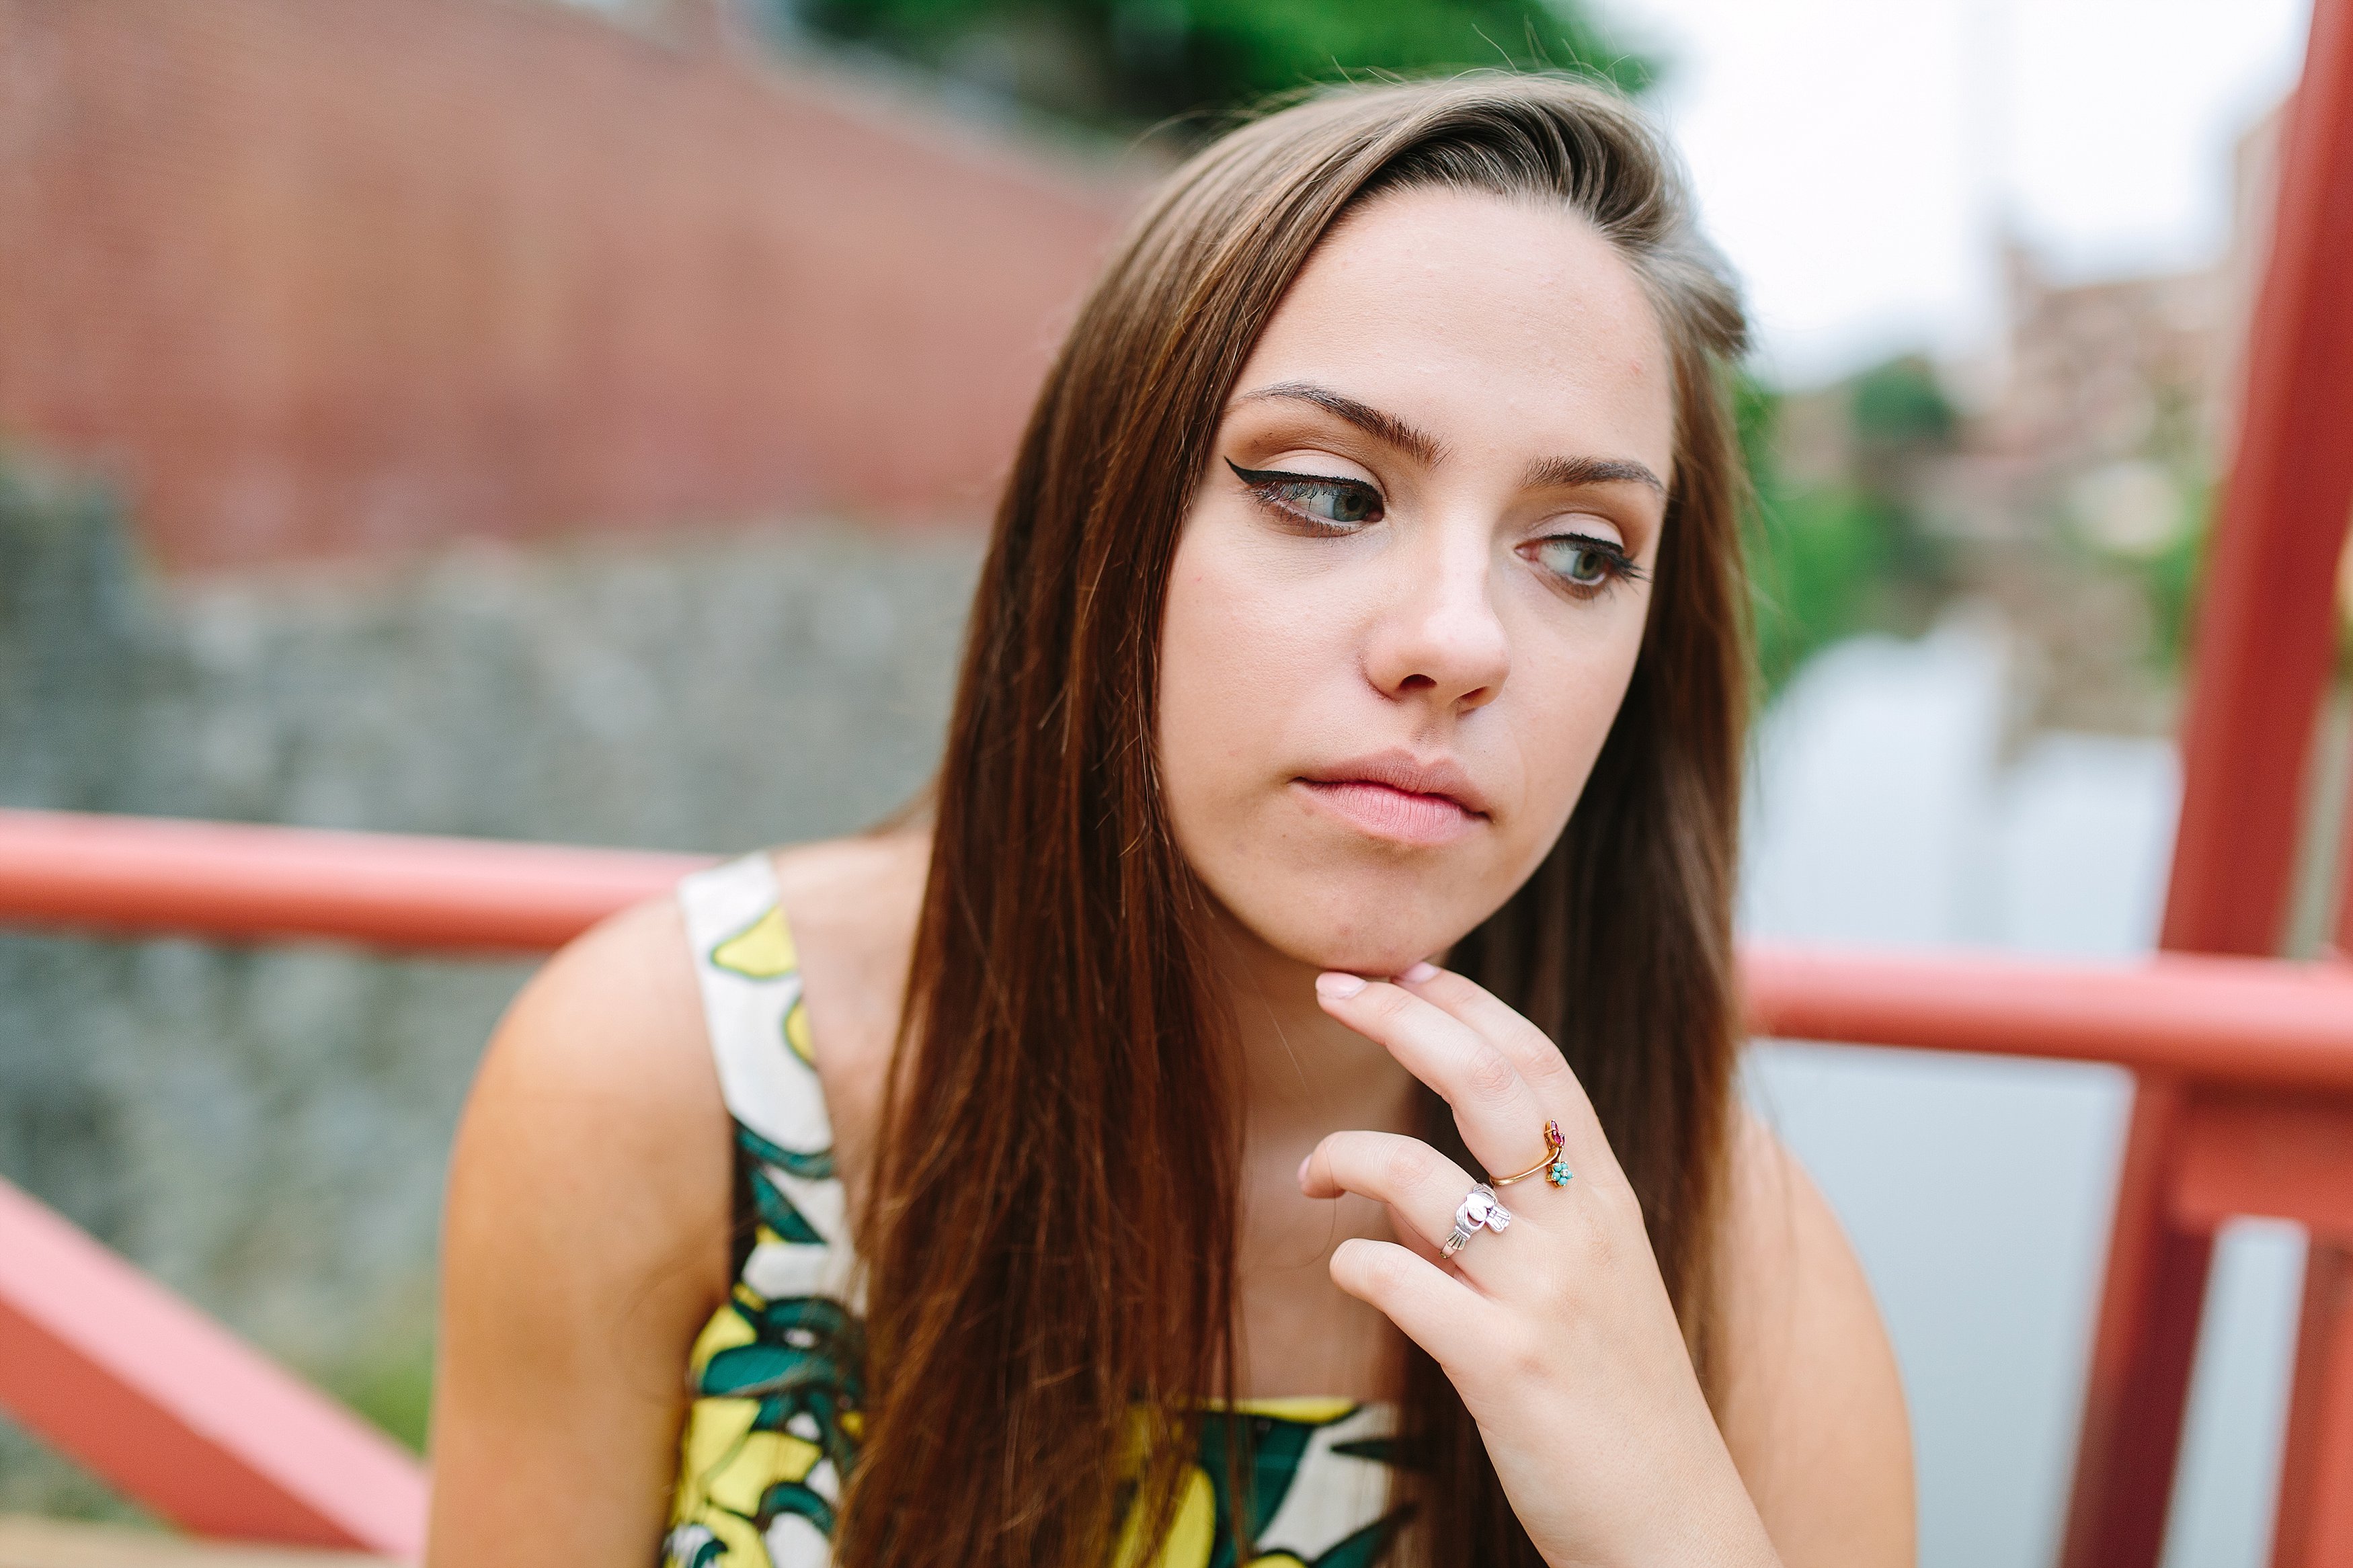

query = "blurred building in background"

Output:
[[1928, 106, 2284, 561], [1753, 101, 2305, 741]]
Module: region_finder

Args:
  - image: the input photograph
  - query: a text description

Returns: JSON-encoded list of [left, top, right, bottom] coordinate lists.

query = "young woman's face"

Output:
[[1157, 185, 1677, 977]]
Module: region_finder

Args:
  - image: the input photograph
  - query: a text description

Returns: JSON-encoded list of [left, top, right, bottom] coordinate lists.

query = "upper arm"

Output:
[[1712, 1108, 1916, 1568], [426, 895, 731, 1568]]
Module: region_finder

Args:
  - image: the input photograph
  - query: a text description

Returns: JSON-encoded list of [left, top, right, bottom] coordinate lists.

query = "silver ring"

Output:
[[1440, 1182, 1511, 1258]]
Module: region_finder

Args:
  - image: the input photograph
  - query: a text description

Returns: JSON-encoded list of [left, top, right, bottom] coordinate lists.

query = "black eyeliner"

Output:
[[1224, 456, 1384, 529], [1224, 457, 1376, 493]]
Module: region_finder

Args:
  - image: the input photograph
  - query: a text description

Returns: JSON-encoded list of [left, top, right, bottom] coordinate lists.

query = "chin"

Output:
[[1242, 879, 1485, 979]]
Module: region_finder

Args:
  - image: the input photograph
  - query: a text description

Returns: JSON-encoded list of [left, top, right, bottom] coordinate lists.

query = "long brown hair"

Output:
[[841, 74, 1753, 1568]]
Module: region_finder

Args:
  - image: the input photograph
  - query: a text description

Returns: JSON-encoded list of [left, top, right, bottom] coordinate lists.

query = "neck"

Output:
[[1204, 905, 1422, 1405], [1203, 912, 1422, 1148]]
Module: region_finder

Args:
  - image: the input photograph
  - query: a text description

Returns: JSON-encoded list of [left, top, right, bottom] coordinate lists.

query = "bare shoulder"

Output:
[[1711, 1105, 1916, 1568], [447, 893, 727, 1289], [429, 891, 730, 1565], [770, 827, 930, 1188], [427, 833, 924, 1565]]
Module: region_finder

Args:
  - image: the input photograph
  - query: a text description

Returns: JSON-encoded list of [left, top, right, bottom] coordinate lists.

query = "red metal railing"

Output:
[[1, 805, 2348, 1083], [0, 812, 717, 1561], [0, 807, 714, 952], [0, 1167, 430, 1557], [3, 806, 2353, 1561]]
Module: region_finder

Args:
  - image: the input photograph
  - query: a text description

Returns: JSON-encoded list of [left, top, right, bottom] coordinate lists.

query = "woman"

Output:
[[428, 74, 1912, 1568]]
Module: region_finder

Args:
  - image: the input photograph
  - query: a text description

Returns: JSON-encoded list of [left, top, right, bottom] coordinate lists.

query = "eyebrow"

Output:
[[1522, 453, 1667, 496], [1232, 380, 1666, 497], [1232, 382, 1447, 466]]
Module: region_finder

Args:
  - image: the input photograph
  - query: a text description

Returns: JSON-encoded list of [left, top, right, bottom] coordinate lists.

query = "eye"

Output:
[[1528, 532, 1644, 597], [1225, 458, 1384, 532]]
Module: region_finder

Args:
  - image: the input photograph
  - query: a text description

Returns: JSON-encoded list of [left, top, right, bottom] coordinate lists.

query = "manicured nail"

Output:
[[1400, 961, 1439, 983], [1297, 1153, 1312, 1186], [1316, 971, 1367, 1000]]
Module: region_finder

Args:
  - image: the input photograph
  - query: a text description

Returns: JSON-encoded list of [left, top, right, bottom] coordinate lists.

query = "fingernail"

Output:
[[1296, 1153, 1312, 1186], [1316, 971, 1367, 1000], [1400, 960, 1439, 983]]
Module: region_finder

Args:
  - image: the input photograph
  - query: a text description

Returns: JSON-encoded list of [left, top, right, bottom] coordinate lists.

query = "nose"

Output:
[[1362, 526, 1510, 712]]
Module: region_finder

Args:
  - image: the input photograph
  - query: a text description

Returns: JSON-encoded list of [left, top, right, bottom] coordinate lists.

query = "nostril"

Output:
[[1400, 673, 1435, 691]]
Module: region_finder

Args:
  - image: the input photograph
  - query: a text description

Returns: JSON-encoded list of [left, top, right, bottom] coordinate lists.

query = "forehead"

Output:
[[1234, 185, 1675, 477]]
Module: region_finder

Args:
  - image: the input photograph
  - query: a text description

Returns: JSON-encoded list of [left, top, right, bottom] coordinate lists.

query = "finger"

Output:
[[1302, 1129, 1477, 1254], [1394, 964, 1610, 1164], [1314, 972, 1551, 1180], [1328, 1237, 1506, 1374]]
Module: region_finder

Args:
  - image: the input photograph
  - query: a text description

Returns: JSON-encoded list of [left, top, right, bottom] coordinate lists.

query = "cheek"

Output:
[[1507, 606, 1648, 839], [1156, 526, 1322, 828]]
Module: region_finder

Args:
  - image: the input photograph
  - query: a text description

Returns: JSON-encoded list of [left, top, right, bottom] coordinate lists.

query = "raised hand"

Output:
[[1302, 962, 1783, 1568]]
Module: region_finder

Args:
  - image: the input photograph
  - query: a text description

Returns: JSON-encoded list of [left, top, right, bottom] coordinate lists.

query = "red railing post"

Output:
[[2159, 0, 2353, 961], [2270, 1246, 2353, 1568], [2061, 0, 2353, 1561], [2065, 1081, 2215, 1568]]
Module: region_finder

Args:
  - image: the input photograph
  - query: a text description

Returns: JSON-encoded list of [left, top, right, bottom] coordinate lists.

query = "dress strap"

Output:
[[677, 852, 856, 1303]]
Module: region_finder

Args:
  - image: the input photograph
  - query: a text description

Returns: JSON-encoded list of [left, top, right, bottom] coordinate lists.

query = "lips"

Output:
[[1293, 751, 1491, 848]]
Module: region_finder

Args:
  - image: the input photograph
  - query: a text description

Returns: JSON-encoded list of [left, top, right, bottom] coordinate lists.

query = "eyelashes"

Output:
[[1529, 534, 1647, 594], [1224, 458, 1383, 530], [1223, 456, 1646, 599]]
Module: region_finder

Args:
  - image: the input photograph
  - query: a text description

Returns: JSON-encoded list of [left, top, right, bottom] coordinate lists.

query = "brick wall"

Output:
[[0, 0, 1130, 570]]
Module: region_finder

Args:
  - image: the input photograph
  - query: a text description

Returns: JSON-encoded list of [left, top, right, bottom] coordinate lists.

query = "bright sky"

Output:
[[1593, 0, 2314, 386]]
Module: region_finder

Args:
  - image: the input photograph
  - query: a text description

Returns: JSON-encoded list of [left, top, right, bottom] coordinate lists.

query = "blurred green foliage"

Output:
[[2121, 483, 2210, 674], [335, 1346, 437, 1454], [1739, 362, 1956, 696], [2098, 481, 2352, 681], [784, 0, 1656, 132], [1848, 354, 1958, 449]]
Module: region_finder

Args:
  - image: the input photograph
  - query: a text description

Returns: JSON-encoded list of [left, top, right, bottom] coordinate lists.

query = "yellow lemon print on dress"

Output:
[[712, 904, 797, 979], [1111, 1399, 1402, 1568]]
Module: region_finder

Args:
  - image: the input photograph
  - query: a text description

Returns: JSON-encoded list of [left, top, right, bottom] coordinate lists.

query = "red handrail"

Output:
[[6, 808, 2351, 1083], [0, 807, 715, 951], [1744, 943, 2353, 1091]]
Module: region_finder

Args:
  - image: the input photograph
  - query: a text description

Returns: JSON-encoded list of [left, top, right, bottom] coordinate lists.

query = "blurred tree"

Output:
[[1848, 353, 1957, 449], [772, 0, 1656, 133], [1741, 362, 1957, 695], [1841, 354, 1954, 597], [2132, 495, 2208, 672]]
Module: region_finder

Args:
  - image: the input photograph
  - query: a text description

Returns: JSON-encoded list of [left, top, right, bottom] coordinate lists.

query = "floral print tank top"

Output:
[[664, 853, 1410, 1568]]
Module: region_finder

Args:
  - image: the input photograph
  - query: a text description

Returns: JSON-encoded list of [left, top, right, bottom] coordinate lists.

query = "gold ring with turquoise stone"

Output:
[[1490, 1118, 1573, 1189]]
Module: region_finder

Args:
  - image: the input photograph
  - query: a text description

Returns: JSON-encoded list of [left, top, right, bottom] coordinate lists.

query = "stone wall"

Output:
[[0, 464, 981, 1506]]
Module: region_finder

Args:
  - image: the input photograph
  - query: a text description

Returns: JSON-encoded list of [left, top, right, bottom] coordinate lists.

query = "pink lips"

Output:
[[1294, 751, 1490, 848]]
